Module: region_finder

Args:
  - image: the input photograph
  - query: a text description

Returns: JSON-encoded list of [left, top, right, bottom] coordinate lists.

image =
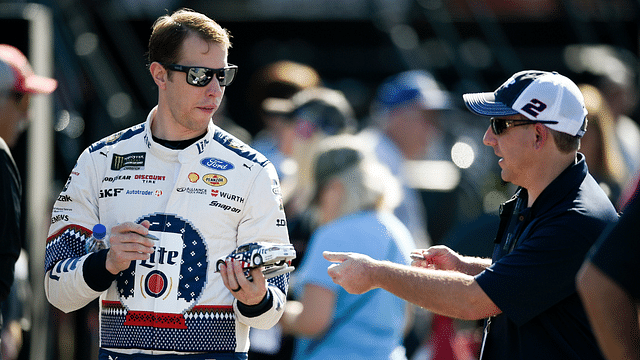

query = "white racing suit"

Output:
[[44, 107, 290, 356]]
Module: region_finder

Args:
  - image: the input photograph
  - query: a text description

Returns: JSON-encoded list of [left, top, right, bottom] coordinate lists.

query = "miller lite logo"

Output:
[[117, 213, 208, 329]]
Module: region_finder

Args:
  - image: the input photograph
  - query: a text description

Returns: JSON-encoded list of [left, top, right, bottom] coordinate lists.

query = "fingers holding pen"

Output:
[[105, 221, 157, 274]]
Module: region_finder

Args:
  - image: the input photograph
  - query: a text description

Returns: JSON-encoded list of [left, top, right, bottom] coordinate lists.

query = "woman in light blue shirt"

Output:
[[280, 134, 416, 360]]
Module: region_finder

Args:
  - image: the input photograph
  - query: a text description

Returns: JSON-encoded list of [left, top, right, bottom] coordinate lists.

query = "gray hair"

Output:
[[313, 134, 401, 217]]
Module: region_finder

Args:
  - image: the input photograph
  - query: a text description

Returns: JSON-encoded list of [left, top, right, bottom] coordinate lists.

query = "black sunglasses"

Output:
[[490, 117, 559, 135], [162, 64, 238, 87]]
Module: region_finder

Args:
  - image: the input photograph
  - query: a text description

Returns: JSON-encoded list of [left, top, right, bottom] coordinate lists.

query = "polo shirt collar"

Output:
[[525, 153, 587, 217]]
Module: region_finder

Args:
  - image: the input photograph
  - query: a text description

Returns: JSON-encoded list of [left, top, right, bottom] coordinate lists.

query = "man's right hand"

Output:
[[323, 251, 378, 295], [105, 221, 155, 275]]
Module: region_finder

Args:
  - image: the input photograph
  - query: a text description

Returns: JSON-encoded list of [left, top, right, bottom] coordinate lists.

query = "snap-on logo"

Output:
[[202, 174, 227, 187], [200, 157, 234, 171]]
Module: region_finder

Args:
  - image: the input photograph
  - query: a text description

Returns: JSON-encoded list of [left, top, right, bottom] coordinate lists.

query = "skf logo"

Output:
[[188, 172, 199, 183], [111, 152, 146, 171], [100, 188, 124, 198], [202, 174, 227, 187]]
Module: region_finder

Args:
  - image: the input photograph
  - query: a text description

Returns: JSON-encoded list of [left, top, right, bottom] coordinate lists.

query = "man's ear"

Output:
[[16, 93, 30, 114], [149, 62, 167, 89], [533, 123, 549, 149]]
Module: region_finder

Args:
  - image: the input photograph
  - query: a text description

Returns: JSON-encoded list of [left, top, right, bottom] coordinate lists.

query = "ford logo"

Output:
[[200, 157, 234, 171]]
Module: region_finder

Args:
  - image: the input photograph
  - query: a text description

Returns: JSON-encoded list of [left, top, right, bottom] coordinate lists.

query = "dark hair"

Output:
[[549, 128, 581, 153], [147, 8, 231, 66]]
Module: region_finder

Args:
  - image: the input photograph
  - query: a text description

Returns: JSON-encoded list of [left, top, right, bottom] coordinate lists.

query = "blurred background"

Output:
[[0, 0, 638, 359]]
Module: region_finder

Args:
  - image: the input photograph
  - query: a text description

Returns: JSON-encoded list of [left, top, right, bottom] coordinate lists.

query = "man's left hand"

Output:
[[219, 258, 267, 305]]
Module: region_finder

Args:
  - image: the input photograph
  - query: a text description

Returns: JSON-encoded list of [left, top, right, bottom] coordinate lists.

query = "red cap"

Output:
[[0, 44, 57, 94]]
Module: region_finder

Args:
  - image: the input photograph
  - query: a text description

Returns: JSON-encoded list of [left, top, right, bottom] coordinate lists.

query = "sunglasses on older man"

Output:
[[490, 117, 559, 135], [162, 64, 238, 87]]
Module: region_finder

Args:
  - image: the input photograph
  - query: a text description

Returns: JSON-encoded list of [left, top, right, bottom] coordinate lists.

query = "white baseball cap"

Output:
[[463, 70, 587, 137]]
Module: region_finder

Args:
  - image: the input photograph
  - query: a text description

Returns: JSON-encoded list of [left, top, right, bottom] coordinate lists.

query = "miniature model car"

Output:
[[215, 242, 296, 279]]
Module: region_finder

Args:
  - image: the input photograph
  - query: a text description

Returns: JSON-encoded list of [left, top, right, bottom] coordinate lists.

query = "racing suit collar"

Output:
[[144, 106, 216, 163]]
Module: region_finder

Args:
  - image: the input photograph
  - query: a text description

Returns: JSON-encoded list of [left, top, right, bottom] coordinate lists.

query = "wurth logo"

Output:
[[220, 192, 244, 203], [210, 190, 244, 203]]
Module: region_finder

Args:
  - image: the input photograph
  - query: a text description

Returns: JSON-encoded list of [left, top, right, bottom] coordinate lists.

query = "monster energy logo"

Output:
[[111, 152, 146, 170]]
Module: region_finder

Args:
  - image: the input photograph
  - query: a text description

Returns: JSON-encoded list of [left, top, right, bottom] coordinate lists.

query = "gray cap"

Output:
[[263, 86, 357, 136]]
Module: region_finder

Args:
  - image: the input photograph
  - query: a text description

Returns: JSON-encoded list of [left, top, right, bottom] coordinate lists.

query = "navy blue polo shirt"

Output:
[[475, 154, 618, 360]]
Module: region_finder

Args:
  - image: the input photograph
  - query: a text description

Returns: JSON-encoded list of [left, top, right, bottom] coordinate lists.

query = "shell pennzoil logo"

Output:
[[188, 172, 199, 183], [202, 173, 227, 187]]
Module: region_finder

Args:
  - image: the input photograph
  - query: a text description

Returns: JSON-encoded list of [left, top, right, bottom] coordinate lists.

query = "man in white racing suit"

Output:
[[44, 9, 290, 359]]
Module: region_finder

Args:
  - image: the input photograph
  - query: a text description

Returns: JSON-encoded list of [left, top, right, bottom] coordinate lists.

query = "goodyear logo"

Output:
[[111, 152, 146, 171], [202, 173, 227, 187]]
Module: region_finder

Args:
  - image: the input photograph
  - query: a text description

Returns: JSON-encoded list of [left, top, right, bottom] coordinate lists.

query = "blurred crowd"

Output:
[[233, 47, 639, 360], [1, 10, 640, 360]]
